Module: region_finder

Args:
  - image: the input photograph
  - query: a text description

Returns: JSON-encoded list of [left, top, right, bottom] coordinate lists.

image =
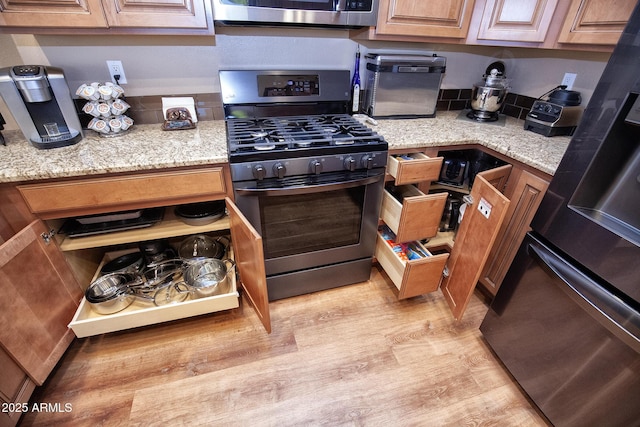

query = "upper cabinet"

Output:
[[0, 0, 108, 29], [557, 0, 636, 45], [376, 0, 476, 39], [0, 0, 213, 34], [101, 0, 211, 31], [476, 0, 559, 42], [356, 0, 635, 50]]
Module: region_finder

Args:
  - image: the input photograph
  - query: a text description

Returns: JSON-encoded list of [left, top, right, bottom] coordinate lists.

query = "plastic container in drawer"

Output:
[[387, 153, 443, 185], [381, 184, 448, 242], [68, 248, 239, 337], [376, 226, 448, 299]]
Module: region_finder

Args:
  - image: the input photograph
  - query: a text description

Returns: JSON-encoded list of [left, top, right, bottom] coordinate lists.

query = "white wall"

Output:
[[0, 27, 610, 131]]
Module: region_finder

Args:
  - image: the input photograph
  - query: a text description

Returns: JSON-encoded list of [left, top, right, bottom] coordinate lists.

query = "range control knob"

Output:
[[273, 162, 286, 179], [344, 156, 357, 171], [310, 159, 323, 175], [361, 155, 374, 170], [253, 164, 266, 180]]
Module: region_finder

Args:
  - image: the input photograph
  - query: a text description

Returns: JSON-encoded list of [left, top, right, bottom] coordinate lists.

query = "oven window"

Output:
[[259, 187, 364, 259]]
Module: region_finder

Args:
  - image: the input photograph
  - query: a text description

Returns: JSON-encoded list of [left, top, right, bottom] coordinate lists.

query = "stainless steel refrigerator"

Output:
[[480, 4, 640, 427]]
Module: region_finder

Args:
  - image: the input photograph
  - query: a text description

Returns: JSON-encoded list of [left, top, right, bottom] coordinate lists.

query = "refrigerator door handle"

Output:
[[529, 241, 640, 353]]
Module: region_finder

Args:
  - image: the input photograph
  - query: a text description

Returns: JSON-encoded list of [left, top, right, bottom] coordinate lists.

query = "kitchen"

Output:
[[1, 1, 639, 426]]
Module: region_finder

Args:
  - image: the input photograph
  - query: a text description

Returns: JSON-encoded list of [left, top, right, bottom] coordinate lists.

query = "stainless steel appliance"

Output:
[[481, 5, 640, 426], [525, 87, 583, 137], [362, 53, 446, 118], [0, 65, 82, 149], [220, 69, 388, 301], [468, 61, 509, 122], [212, 0, 379, 27]]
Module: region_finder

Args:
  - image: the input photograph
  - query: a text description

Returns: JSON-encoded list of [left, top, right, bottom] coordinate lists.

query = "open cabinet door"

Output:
[[0, 220, 82, 385], [441, 165, 512, 320], [226, 198, 271, 333]]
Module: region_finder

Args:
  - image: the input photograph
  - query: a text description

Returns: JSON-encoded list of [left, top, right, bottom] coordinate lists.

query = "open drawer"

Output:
[[375, 227, 449, 299], [387, 153, 443, 185], [381, 184, 447, 243], [17, 167, 228, 219], [68, 247, 239, 338]]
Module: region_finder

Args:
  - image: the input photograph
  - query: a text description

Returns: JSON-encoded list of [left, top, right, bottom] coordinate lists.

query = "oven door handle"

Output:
[[235, 174, 384, 197]]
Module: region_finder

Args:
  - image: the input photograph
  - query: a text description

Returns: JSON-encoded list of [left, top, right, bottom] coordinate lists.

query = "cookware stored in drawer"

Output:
[[387, 153, 443, 185], [68, 247, 239, 337]]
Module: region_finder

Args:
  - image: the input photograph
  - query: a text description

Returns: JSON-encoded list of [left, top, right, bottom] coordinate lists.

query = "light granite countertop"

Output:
[[370, 111, 570, 175], [0, 111, 570, 184]]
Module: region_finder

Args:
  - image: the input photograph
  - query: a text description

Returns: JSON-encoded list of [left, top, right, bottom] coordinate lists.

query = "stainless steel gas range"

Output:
[[220, 70, 388, 300]]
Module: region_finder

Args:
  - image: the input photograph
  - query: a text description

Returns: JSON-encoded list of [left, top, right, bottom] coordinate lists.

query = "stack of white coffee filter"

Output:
[[77, 82, 133, 136]]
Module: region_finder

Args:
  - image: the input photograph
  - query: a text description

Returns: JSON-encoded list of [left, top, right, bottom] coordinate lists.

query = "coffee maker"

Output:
[[0, 65, 82, 149]]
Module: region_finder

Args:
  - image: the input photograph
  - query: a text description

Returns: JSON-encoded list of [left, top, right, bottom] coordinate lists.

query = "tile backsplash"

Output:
[[437, 89, 537, 119], [75, 90, 536, 127]]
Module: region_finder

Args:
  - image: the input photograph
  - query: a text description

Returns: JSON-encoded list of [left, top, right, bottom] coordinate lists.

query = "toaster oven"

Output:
[[363, 53, 446, 118]]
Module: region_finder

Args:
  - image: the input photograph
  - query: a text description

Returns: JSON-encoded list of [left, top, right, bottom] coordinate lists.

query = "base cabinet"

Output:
[[439, 165, 511, 318], [0, 337, 36, 427], [0, 165, 260, 422], [377, 149, 517, 320], [479, 168, 549, 295], [0, 220, 82, 427]]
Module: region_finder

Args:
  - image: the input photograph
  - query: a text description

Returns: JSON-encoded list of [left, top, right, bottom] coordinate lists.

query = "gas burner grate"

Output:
[[226, 114, 383, 154]]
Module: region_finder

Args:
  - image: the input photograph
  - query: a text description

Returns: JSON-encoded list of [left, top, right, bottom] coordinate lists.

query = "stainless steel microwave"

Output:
[[212, 0, 379, 27]]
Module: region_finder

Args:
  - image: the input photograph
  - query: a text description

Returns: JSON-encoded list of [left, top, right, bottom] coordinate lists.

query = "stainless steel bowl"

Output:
[[182, 258, 235, 298], [469, 84, 508, 114]]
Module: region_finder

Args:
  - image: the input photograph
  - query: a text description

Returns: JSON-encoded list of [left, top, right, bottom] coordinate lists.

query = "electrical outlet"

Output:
[[562, 72, 577, 90], [106, 60, 127, 85], [478, 197, 492, 219]]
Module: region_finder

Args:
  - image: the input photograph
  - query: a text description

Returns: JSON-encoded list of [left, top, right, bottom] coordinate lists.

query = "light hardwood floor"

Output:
[[20, 266, 549, 426]]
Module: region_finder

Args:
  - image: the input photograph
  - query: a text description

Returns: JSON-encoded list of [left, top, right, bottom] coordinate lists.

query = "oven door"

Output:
[[233, 170, 384, 277]]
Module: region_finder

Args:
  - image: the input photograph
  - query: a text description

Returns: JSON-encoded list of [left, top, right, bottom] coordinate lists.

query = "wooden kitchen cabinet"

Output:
[[377, 148, 514, 321], [0, 220, 83, 425], [475, 0, 559, 42], [556, 0, 635, 46], [383, 153, 446, 242], [0, 0, 213, 34], [101, 0, 210, 31], [479, 168, 549, 295], [0, 0, 108, 29], [356, 0, 631, 50], [376, 151, 450, 299], [14, 165, 250, 338], [374, 0, 477, 39], [17, 168, 228, 220], [439, 165, 511, 319], [0, 346, 36, 427]]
